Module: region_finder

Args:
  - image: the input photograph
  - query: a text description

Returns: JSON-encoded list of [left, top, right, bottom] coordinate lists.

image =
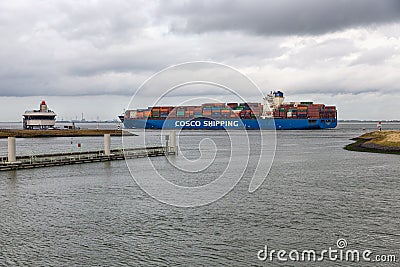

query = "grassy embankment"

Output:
[[0, 129, 135, 138], [345, 130, 400, 155]]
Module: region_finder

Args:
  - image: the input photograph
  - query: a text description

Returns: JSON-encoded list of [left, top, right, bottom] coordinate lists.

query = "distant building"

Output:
[[23, 100, 57, 129]]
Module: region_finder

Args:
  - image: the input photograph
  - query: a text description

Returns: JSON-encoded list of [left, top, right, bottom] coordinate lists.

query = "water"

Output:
[[1, 123, 399, 266]]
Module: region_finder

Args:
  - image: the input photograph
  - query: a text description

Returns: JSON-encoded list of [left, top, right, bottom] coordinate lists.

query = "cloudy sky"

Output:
[[0, 0, 399, 121]]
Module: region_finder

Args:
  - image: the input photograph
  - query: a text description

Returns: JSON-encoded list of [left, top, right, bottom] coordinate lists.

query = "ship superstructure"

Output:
[[23, 101, 57, 129]]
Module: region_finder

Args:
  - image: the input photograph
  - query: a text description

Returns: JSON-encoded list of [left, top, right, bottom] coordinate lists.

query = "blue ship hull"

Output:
[[123, 118, 337, 130]]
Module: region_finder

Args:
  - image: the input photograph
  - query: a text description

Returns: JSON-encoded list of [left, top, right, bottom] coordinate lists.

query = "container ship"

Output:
[[121, 91, 337, 130]]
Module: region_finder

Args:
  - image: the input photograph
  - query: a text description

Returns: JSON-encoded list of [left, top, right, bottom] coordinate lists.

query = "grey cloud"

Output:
[[350, 47, 399, 66], [0, 0, 399, 110], [271, 38, 358, 68], [67, 41, 200, 77], [161, 0, 400, 36], [53, 1, 152, 46]]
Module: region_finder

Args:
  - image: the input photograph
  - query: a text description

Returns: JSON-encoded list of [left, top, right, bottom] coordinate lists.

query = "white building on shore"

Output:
[[22, 101, 57, 129]]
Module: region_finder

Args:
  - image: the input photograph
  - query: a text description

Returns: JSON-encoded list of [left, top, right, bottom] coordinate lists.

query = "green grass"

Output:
[[344, 131, 400, 155]]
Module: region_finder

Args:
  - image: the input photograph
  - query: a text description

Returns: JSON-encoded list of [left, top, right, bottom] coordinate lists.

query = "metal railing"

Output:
[[0, 146, 170, 170]]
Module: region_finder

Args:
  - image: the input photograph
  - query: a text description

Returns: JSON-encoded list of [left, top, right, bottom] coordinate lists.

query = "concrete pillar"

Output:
[[7, 137, 16, 163], [169, 130, 176, 154], [104, 134, 111, 156]]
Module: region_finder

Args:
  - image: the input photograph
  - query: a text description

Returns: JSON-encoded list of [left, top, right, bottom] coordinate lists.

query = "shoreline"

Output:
[[345, 130, 400, 155], [0, 129, 136, 138]]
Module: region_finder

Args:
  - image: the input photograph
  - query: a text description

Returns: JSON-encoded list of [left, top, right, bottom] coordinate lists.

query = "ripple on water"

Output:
[[1, 123, 400, 266]]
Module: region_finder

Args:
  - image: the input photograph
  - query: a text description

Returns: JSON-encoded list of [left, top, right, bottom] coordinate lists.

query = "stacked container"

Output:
[[151, 107, 160, 118], [221, 107, 231, 118], [212, 107, 221, 118], [227, 103, 238, 109], [176, 107, 185, 117], [135, 108, 150, 119], [129, 99, 336, 121], [160, 107, 172, 118], [202, 106, 212, 117], [323, 106, 337, 118], [297, 106, 308, 118], [202, 103, 225, 118], [307, 104, 324, 118], [240, 109, 252, 119], [249, 103, 262, 117]]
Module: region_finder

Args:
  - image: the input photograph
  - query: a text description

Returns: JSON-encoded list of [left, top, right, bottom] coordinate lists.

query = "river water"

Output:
[[1, 122, 399, 266]]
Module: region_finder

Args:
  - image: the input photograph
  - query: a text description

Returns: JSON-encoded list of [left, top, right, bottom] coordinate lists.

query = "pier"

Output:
[[0, 146, 175, 171], [0, 146, 174, 171], [0, 132, 177, 171]]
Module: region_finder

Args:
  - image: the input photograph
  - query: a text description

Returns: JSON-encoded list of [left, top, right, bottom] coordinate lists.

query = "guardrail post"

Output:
[[104, 134, 111, 156], [7, 137, 16, 163], [169, 131, 177, 155]]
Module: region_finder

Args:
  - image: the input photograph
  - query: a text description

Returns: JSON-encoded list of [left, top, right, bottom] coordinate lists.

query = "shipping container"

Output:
[[227, 103, 238, 109], [203, 103, 225, 107]]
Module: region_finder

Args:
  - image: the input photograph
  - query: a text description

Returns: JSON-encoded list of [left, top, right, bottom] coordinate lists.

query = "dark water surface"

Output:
[[1, 123, 399, 266]]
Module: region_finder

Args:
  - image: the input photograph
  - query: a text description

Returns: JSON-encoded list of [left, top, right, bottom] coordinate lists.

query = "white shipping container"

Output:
[[130, 110, 137, 118]]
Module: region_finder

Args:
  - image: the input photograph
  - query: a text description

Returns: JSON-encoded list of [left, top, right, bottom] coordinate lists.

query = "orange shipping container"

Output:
[[203, 103, 225, 107]]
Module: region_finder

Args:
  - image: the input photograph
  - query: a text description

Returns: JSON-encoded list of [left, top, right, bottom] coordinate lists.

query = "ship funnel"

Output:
[[40, 100, 48, 112]]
